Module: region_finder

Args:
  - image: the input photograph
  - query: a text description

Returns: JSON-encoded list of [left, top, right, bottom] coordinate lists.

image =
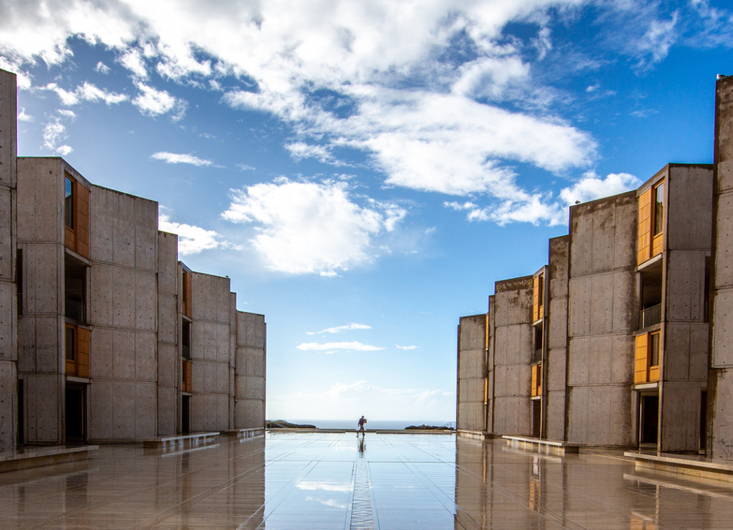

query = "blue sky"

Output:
[[1, 0, 732, 423]]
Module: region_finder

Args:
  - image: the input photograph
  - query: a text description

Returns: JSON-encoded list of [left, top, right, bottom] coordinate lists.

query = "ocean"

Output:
[[278, 419, 455, 430]]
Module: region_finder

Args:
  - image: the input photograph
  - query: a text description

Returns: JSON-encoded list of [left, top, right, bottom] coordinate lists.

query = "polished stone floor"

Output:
[[1, 432, 733, 529]]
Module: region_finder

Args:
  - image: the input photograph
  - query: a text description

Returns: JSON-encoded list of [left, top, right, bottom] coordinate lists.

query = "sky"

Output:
[[1, 0, 732, 424]]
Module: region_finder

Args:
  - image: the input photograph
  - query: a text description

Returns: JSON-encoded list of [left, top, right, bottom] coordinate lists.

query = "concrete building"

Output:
[[457, 76, 729, 456], [0, 68, 266, 450]]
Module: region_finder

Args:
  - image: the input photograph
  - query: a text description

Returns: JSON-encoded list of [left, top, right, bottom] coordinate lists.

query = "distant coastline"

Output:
[[267, 419, 455, 430]]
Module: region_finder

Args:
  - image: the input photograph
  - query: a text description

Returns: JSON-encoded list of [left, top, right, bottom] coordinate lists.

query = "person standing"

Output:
[[357, 415, 367, 435]]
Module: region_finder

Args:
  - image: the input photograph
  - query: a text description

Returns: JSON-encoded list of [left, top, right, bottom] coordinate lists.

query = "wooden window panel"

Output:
[[182, 271, 193, 318], [77, 328, 90, 378], [483, 378, 488, 404], [531, 365, 538, 397], [75, 184, 90, 258], [635, 334, 649, 384], [182, 359, 192, 393], [638, 189, 652, 265], [532, 276, 540, 322], [652, 233, 664, 258]]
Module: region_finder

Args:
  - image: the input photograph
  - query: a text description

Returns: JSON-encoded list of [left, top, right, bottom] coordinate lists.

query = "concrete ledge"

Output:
[[0, 445, 98, 473], [458, 430, 494, 441], [223, 428, 265, 439], [624, 451, 733, 484], [143, 432, 219, 449], [503, 436, 582, 456]]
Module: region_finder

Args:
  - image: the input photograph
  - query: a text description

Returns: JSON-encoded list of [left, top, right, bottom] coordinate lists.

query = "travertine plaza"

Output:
[[4, 66, 733, 529]]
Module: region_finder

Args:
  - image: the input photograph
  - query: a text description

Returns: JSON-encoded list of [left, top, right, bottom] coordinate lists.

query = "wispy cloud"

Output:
[[307, 323, 371, 335], [151, 152, 215, 166], [94, 61, 110, 74], [17, 108, 33, 122], [443, 171, 641, 226], [396, 345, 418, 350], [46, 82, 128, 106], [132, 82, 186, 119], [42, 119, 72, 155], [222, 178, 406, 275], [159, 213, 239, 255], [296, 342, 383, 352]]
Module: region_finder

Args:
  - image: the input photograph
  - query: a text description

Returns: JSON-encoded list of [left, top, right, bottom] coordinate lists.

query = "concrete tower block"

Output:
[[0, 69, 17, 189]]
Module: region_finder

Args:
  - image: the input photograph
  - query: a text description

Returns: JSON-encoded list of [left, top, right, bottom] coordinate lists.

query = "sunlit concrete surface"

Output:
[[2, 433, 733, 529]]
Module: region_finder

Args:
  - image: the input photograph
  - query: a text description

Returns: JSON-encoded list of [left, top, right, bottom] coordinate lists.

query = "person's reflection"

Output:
[[358, 436, 366, 456]]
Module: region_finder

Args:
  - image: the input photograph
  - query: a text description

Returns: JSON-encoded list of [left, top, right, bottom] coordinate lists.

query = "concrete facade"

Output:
[[456, 314, 487, 432], [457, 126, 723, 452], [0, 69, 17, 452], [566, 191, 637, 447], [0, 68, 266, 450], [490, 277, 534, 436], [710, 76, 733, 459]]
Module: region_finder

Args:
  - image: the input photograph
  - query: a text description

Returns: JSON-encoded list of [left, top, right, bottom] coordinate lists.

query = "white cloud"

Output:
[[444, 171, 641, 226], [221, 179, 406, 275], [396, 345, 418, 350], [559, 171, 642, 205], [42, 119, 70, 154], [17, 108, 33, 122], [46, 82, 128, 106], [158, 213, 231, 255], [118, 48, 147, 79], [296, 342, 383, 352], [237, 164, 256, 171], [58, 109, 76, 119], [151, 152, 214, 166], [286, 142, 345, 166], [132, 82, 185, 118], [95, 61, 111, 74], [307, 323, 371, 335]]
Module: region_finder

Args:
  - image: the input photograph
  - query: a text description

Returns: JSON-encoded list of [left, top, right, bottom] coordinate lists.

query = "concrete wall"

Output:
[[456, 314, 487, 432], [157, 231, 178, 436], [710, 76, 733, 458], [546, 236, 569, 441], [659, 165, 713, 452], [15, 157, 66, 444], [189, 272, 233, 432], [235, 311, 266, 429], [88, 185, 158, 441], [491, 276, 533, 436], [566, 192, 637, 446], [0, 69, 17, 451]]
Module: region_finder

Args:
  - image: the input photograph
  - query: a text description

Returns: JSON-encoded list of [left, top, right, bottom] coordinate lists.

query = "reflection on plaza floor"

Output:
[[1, 433, 732, 529]]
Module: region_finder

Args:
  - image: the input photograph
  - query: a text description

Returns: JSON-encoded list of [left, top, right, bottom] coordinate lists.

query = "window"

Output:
[[653, 182, 664, 236], [649, 331, 660, 368], [182, 320, 191, 360], [16, 249, 22, 315], [65, 324, 90, 378], [65, 177, 74, 229], [63, 173, 90, 257], [65, 325, 75, 361]]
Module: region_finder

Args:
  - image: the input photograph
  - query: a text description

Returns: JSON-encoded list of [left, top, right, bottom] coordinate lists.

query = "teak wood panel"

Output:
[[182, 359, 192, 393], [638, 188, 652, 265], [532, 276, 540, 322], [63, 176, 90, 258], [75, 184, 90, 258], [182, 271, 192, 318], [634, 333, 648, 384], [77, 327, 90, 378]]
